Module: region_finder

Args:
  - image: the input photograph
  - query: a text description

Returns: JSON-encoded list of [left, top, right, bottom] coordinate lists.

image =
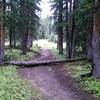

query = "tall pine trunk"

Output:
[[22, 28, 28, 55], [20, 0, 28, 54], [92, 0, 100, 78], [27, 29, 33, 49], [13, 30, 16, 48], [87, 12, 94, 76], [9, 25, 13, 48], [57, 0, 63, 54], [0, 1, 5, 63], [70, 0, 78, 58], [65, 0, 71, 58]]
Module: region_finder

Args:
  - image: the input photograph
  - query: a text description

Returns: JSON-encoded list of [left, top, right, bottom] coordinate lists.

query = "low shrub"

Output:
[[4, 49, 34, 62], [65, 62, 100, 99], [4, 44, 41, 62], [0, 66, 43, 100], [51, 48, 65, 59], [30, 44, 41, 53]]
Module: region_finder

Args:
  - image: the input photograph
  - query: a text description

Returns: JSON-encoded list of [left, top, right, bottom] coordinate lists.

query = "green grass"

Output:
[[4, 49, 34, 62], [51, 48, 100, 99], [51, 48, 65, 59], [65, 62, 100, 100], [80, 77, 100, 100], [2, 44, 43, 100], [30, 44, 41, 53], [65, 61, 91, 78], [4, 44, 41, 62], [0, 66, 43, 100]]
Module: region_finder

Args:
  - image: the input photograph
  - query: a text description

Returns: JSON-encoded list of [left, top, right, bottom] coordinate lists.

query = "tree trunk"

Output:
[[20, 0, 28, 55], [70, 0, 78, 58], [9, 57, 87, 67], [22, 28, 28, 55], [92, 0, 100, 78], [13, 31, 16, 48], [86, 19, 94, 76], [57, 0, 63, 54], [0, 1, 5, 63], [65, 0, 71, 58], [27, 31, 33, 49], [87, 3, 94, 60], [87, 30, 93, 60], [9, 26, 13, 48]]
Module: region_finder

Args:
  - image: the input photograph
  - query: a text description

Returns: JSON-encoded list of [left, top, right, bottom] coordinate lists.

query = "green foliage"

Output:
[[65, 62, 91, 78], [38, 17, 54, 41], [80, 77, 100, 100], [6, 0, 41, 42], [51, 48, 65, 59], [4, 49, 34, 62], [30, 44, 41, 52], [49, 33, 56, 42], [50, 0, 63, 33], [75, 0, 94, 50], [0, 66, 43, 100], [65, 62, 100, 99], [4, 44, 41, 62]]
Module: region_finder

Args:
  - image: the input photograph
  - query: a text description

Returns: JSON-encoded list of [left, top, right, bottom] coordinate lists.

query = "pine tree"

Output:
[[0, 0, 5, 63], [51, 0, 64, 54]]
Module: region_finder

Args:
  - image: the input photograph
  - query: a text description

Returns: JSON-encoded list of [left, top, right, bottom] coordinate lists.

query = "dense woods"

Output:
[[0, 0, 100, 78], [51, 0, 100, 78], [1, 0, 41, 53], [0, 0, 100, 99]]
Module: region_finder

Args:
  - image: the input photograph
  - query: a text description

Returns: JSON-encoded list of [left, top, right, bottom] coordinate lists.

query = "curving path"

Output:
[[18, 49, 96, 100]]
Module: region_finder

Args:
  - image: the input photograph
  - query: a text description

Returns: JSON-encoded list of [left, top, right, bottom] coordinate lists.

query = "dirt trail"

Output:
[[18, 49, 96, 100]]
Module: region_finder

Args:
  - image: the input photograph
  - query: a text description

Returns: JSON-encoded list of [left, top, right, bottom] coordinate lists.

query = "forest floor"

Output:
[[17, 48, 96, 100]]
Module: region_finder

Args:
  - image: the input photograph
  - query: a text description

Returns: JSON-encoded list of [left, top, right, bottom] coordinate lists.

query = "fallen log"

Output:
[[9, 57, 87, 67]]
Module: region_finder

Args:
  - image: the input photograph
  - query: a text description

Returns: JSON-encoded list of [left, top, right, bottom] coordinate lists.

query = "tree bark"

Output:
[[22, 28, 28, 55], [20, 0, 29, 55], [27, 23, 33, 49], [70, 0, 78, 58], [13, 31, 16, 48], [66, 0, 76, 58], [0, 1, 5, 63], [57, 0, 63, 54], [27, 32, 33, 49], [92, 0, 100, 78], [65, 0, 71, 58], [9, 25, 13, 48], [87, 17, 94, 76], [9, 57, 87, 67]]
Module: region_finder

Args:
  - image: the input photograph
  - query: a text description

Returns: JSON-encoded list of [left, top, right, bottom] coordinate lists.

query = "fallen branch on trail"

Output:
[[9, 58, 87, 67]]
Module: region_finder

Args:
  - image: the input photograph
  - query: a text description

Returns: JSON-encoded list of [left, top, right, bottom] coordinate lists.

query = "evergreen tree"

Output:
[[51, 0, 64, 54], [0, 0, 5, 63]]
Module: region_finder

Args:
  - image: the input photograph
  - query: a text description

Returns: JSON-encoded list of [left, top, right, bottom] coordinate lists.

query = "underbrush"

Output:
[[65, 62, 100, 100], [0, 66, 43, 100], [65, 61, 91, 78], [30, 44, 41, 53], [4, 49, 34, 62], [51, 48, 65, 59], [51, 49, 100, 99], [4, 44, 41, 62]]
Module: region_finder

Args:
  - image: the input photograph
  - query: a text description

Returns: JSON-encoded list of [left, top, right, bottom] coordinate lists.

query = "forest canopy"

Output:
[[0, 0, 100, 78]]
